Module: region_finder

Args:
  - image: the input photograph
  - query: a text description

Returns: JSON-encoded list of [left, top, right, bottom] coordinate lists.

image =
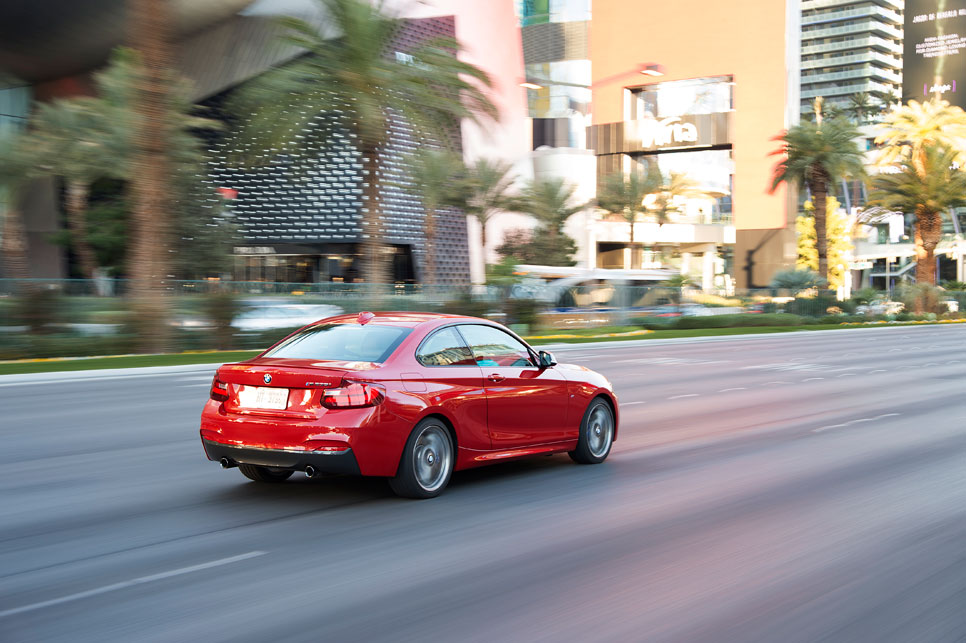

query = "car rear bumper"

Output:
[[202, 439, 361, 476]]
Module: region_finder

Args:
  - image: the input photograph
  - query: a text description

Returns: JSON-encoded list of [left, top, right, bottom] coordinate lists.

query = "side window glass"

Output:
[[416, 327, 476, 366], [457, 324, 537, 368]]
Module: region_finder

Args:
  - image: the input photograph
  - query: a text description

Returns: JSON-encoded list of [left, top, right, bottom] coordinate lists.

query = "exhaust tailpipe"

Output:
[[220, 458, 236, 469], [305, 465, 317, 478]]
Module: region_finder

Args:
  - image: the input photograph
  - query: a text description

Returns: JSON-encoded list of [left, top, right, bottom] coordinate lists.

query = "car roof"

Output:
[[318, 312, 487, 329]]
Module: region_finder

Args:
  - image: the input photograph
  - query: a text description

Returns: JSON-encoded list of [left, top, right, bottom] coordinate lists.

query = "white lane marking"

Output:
[[623, 401, 646, 406], [836, 373, 857, 378], [948, 361, 961, 365], [888, 348, 902, 352], [869, 369, 887, 374], [802, 377, 824, 382], [765, 381, 791, 385], [0, 551, 266, 619], [812, 413, 900, 434], [718, 387, 746, 392], [668, 393, 699, 400]]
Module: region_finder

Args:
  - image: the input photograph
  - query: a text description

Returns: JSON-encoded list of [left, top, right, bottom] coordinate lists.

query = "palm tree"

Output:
[[514, 177, 587, 257], [845, 92, 872, 124], [21, 48, 215, 291], [867, 145, 966, 286], [461, 158, 516, 255], [646, 171, 706, 225], [230, 0, 497, 284], [770, 102, 865, 282], [408, 149, 466, 284], [26, 98, 125, 280], [596, 168, 662, 268], [875, 98, 966, 174], [125, 0, 175, 351]]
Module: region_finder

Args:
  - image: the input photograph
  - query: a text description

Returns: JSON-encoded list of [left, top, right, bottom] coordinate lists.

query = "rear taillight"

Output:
[[321, 382, 384, 409], [210, 376, 229, 402]]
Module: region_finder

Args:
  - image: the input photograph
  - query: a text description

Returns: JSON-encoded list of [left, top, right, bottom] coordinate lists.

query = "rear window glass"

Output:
[[263, 324, 411, 363]]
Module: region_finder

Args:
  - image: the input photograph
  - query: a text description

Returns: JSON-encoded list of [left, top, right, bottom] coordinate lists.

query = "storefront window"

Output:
[[525, 60, 592, 119], [630, 149, 734, 224], [628, 76, 734, 120]]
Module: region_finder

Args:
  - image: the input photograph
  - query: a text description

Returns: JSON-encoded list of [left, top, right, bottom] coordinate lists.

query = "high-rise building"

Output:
[[800, 0, 904, 113]]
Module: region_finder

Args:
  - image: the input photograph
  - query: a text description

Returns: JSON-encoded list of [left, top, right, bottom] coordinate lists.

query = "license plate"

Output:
[[237, 386, 289, 410]]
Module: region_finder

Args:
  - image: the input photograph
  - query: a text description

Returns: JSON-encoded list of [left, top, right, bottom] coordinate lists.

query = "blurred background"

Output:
[[1, 0, 965, 361]]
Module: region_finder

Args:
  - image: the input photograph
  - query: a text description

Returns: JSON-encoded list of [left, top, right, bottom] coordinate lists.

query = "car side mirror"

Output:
[[538, 350, 557, 368]]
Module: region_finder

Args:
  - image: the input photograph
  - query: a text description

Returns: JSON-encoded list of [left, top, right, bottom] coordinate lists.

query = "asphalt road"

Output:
[[1, 325, 965, 642]]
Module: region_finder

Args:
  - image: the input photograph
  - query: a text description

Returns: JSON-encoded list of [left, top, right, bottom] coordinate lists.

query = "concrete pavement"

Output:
[[1, 324, 964, 642]]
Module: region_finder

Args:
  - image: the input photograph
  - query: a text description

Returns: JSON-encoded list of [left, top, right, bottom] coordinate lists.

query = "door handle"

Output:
[[487, 373, 505, 383]]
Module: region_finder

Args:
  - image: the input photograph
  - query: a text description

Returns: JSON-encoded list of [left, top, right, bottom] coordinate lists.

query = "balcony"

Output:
[[800, 80, 894, 100], [801, 36, 902, 56], [802, 0, 902, 12], [802, 4, 902, 27], [802, 66, 902, 86], [802, 19, 903, 41], [802, 51, 901, 71]]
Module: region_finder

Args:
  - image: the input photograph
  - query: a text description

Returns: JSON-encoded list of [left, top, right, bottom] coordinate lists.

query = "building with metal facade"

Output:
[[800, 0, 905, 113]]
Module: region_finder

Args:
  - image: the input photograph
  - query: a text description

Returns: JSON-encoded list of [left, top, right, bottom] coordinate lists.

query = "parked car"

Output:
[[200, 312, 618, 498], [231, 304, 344, 331]]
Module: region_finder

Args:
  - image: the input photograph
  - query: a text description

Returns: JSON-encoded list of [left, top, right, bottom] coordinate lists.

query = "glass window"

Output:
[[264, 324, 411, 363], [416, 327, 476, 366], [457, 325, 537, 368], [628, 76, 734, 120]]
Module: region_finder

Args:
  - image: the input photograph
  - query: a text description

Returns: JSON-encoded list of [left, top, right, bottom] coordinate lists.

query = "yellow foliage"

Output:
[[798, 196, 853, 290]]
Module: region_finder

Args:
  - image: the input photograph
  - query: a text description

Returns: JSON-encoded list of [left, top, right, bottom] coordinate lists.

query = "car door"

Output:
[[455, 323, 569, 449], [412, 325, 491, 451]]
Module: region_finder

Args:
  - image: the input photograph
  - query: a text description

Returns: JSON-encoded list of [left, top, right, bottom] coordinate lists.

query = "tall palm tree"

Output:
[[408, 149, 466, 285], [462, 158, 516, 254], [230, 0, 497, 284], [845, 92, 878, 125], [128, 0, 174, 352], [770, 104, 865, 282], [596, 168, 662, 268], [867, 145, 966, 286], [875, 98, 966, 174]]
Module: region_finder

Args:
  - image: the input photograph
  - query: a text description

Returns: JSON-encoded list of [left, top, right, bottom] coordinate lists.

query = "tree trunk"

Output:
[[64, 180, 98, 281], [479, 215, 488, 260], [1, 201, 29, 282], [628, 213, 639, 270], [809, 174, 829, 285], [128, 0, 172, 353], [914, 205, 942, 286], [361, 142, 390, 286], [423, 200, 436, 286]]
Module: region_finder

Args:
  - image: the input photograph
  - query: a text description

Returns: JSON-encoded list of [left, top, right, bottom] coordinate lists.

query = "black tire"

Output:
[[389, 418, 454, 499], [238, 463, 294, 483], [569, 398, 615, 464]]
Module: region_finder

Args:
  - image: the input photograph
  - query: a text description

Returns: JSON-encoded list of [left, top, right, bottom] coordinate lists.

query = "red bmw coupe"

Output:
[[200, 312, 618, 498]]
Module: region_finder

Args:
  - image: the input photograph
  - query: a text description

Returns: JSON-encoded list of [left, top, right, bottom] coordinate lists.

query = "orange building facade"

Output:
[[587, 0, 801, 288]]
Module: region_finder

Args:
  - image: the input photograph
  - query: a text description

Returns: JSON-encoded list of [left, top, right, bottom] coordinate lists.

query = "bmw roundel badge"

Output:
[[263, 374, 272, 384]]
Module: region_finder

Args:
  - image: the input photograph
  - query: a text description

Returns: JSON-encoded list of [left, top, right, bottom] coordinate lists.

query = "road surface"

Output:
[[1, 325, 965, 642]]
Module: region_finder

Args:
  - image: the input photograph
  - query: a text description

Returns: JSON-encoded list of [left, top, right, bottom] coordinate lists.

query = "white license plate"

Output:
[[237, 386, 289, 410]]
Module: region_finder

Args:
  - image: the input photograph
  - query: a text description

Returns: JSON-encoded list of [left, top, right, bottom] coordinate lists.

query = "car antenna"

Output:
[[357, 311, 375, 325]]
